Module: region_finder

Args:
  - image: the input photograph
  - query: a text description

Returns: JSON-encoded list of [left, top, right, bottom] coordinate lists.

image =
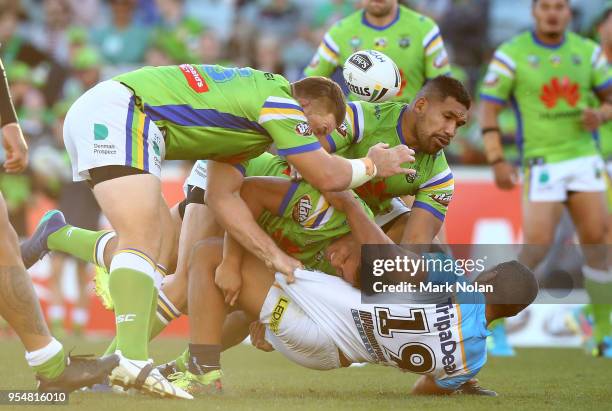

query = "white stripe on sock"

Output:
[[25, 338, 63, 367]]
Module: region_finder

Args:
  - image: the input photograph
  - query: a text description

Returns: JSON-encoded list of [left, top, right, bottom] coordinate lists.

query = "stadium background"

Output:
[[0, 0, 607, 347]]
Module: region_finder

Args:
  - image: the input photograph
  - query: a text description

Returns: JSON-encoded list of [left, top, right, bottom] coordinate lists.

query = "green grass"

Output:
[[1, 337, 611, 411]]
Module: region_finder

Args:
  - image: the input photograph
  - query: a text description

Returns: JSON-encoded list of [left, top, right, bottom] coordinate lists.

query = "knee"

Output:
[[579, 224, 607, 244]]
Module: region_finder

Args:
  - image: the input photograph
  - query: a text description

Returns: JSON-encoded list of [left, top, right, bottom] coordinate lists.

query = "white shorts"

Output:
[[525, 155, 606, 202], [606, 159, 612, 181], [183, 160, 208, 196], [374, 197, 410, 227], [63, 80, 165, 182]]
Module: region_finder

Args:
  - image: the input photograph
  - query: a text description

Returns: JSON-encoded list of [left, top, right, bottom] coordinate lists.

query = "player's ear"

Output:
[[413, 97, 428, 114]]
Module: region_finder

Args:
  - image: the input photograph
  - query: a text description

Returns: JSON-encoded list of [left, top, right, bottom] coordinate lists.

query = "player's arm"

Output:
[[584, 44, 612, 130], [303, 30, 341, 78], [205, 161, 302, 279], [400, 208, 442, 244], [0, 58, 28, 173], [423, 21, 452, 80], [479, 46, 518, 190]]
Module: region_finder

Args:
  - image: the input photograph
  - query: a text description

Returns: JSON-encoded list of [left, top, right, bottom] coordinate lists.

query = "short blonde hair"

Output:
[[292, 77, 346, 127]]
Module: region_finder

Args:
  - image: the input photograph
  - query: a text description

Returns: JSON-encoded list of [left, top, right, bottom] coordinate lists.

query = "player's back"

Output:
[[114, 65, 288, 162]]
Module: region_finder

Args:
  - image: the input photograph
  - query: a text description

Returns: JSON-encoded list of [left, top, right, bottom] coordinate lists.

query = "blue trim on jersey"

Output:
[[530, 30, 565, 49], [278, 182, 300, 216], [233, 163, 246, 176], [479, 94, 506, 105], [421, 173, 453, 189], [277, 141, 322, 156], [361, 7, 400, 31], [424, 32, 441, 51], [323, 37, 339, 54], [125, 95, 135, 167], [396, 105, 409, 145], [413, 200, 444, 221], [347, 103, 360, 143], [594, 78, 612, 92], [509, 95, 524, 162], [142, 116, 150, 172], [311, 207, 328, 229], [261, 101, 304, 111], [143, 104, 269, 135], [326, 134, 337, 153]]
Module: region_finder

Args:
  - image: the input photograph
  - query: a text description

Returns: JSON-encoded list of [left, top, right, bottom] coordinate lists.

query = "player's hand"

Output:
[[214, 262, 242, 306], [249, 321, 274, 352], [366, 143, 416, 178], [582, 108, 603, 131], [2, 123, 28, 173], [267, 251, 302, 283], [492, 160, 518, 190]]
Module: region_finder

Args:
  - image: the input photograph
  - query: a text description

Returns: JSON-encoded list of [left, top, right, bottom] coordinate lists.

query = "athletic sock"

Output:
[[48, 228, 115, 267], [187, 344, 221, 375], [109, 250, 156, 360], [583, 266, 612, 344], [26, 338, 65, 379], [103, 288, 181, 356], [175, 348, 189, 373]]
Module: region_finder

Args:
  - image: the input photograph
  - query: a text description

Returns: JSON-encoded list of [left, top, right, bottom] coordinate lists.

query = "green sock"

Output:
[[175, 348, 189, 373], [33, 349, 66, 380], [109, 267, 155, 360], [584, 279, 612, 343], [487, 318, 505, 330], [103, 294, 176, 356], [48, 227, 110, 265]]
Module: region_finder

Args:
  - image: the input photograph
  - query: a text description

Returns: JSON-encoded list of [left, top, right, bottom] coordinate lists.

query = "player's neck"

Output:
[[401, 109, 419, 150], [533, 29, 565, 47], [603, 43, 612, 63], [364, 6, 398, 28]]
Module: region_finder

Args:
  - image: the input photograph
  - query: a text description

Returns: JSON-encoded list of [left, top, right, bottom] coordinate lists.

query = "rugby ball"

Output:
[[342, 50, 401, 102]]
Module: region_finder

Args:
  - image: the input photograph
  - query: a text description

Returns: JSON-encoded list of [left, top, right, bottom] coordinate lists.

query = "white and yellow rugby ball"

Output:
[[342, 50, 401, 102]]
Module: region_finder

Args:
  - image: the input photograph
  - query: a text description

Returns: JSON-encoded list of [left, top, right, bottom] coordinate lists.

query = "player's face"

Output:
[[532, 0, 571, 37], [363, 0, 397, 18], [414, 97, 467, 154], [306, 111, 337, 139], [598, 13, 612, 44]]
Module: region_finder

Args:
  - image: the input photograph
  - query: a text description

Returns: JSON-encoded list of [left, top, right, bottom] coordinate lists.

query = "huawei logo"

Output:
[[539, 76, 579, 108]]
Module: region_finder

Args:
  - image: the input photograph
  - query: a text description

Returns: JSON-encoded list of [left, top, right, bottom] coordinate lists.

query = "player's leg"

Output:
[[566, 190, 612, 356], [47, 254, 67, 337], [73, 260, 91, 337], [519, 201, 565, 269], [0, 192, 118, 389]]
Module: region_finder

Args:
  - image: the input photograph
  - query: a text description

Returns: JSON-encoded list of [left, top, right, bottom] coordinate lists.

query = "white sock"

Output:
[[25, 338, 63, 367], [95, 231, 117, 270]]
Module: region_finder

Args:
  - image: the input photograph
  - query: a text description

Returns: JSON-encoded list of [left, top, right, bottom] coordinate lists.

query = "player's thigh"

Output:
[[238, 252, 275, 318], [0, 192, 20, 263], [157, 196, 178, 270], [93, 172, 163, 257], [566, 191, 608, 244], [522, 200, 564, 244]]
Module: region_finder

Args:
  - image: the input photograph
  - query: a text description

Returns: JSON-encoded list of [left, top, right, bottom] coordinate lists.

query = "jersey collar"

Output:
[[396, 104, 409, 146], [361, 7, 400, 31], [530, 30, 565, 49]]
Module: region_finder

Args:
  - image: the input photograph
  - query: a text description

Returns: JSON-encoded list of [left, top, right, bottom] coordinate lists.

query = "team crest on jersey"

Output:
[[571, 54, 582, 66], [374, 37, 388, 49], [336, 122, 348, 138], [540, 76, 579, 108], [429, 193, 452, 207], [350, 36, 362, 50], [292, 195, 312, 224], [295, 122, 313, 136], [527, 55, 540, 68], [549, 55, 562, 67], [398, 35, 411, 48]]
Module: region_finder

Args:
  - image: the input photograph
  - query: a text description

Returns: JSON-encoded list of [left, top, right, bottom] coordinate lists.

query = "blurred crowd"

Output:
[[0, 0, 611, 236]]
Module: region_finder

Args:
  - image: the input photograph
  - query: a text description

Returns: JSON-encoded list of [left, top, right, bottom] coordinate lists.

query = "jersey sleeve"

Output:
[[413, 153, 453, 221], [258, 96, 322, 156], [589, 44, 612, 92], [303, 28, 341, 78], [422, 21, 452, 79], [325, 102, 365, 154], [479, 43, 517, 105]]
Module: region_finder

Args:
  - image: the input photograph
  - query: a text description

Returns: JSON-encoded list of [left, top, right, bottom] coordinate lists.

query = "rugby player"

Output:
[[0, 57, 118, 392], [20, 64, 414, 398], [480, 0, 612, 356], [305, 0, 452, 103]]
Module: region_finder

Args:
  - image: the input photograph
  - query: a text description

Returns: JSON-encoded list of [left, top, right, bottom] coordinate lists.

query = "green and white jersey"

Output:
[[304, 5, 451, 103], [480, 31, 612, 165], [328, 101, 453, 221], [114, 65, 322, 163]]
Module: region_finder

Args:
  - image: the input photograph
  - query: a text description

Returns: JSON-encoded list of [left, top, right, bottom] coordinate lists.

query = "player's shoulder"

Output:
[[328, 9, 363, 35], [495, 31, 532, 55], [398, 5, 438, 32], [566, 31, 601, 55]]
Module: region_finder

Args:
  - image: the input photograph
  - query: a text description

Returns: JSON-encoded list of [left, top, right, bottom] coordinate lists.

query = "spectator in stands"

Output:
[[26, 0, 73, 63], [62, 47, 102, 101], [152, 0, 204, 62]]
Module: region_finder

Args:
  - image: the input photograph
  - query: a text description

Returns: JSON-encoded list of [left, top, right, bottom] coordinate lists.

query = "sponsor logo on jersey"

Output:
[[94, 123, 108, 140], [264, 72, 275, 80], [527, 55, 540, 68], [350, 36, 362, 50], [292, 195, 312, 223], [351, 309, 387, 363], [93, 143, 117, 156], [374, 37, 388, 49], [269, 296, 290, 334], [116, 314, 136, 323], [295, 122, 313, 136], [434, 299, 458, 375], [429, 193, 452, 207], [399, 35, 411, 48], [348, 53, 373, 72], [540, 76, 580, 108], [549, 55, 562, 67], [571, 54, 581, 66], [179, 64, 209, 93]]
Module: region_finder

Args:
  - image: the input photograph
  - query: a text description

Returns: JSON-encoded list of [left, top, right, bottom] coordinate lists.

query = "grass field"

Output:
[[1, 336, 610, 411]]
